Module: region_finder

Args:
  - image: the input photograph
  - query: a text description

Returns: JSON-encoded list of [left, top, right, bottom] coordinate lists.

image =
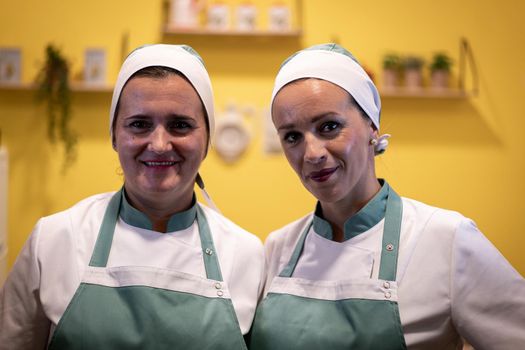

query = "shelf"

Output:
[[379, 88, 468, 99], [163, 26, 302, 38], [0, 82, 113, 92]]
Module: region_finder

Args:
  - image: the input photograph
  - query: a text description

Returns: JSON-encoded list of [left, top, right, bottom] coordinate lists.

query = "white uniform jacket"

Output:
[[0, 192, 265, 350], [262, 192, 525, 350]]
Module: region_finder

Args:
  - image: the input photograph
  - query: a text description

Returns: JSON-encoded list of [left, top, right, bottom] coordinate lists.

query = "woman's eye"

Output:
[[171, 121, 191, 129], [283, 132, 301, 144], [320, 121, 340, 133], [129, 120, 151, 129], [169, 120, 194, 133]]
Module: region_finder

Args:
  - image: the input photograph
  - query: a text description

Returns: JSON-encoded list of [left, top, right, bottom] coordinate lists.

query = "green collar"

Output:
[[313, 179, 389, 241], [120, 189, 197, 232]]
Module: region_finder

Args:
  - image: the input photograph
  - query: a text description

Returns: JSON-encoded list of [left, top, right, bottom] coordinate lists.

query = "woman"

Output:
[[250, 43, 525, 349], [0, 44, 264, 349]]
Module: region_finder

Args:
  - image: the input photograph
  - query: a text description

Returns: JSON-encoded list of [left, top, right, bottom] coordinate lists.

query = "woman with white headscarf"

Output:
[[249, 43, 525, 350], [0, 44, 264, 349]]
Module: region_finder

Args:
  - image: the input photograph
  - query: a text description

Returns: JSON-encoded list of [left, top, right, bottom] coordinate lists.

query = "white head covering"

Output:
[[109, 44, 214, 142], [271, 43, 389, 154]]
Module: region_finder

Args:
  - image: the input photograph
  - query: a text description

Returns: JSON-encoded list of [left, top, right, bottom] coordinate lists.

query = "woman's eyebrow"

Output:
[[277, 113, 335, 131]]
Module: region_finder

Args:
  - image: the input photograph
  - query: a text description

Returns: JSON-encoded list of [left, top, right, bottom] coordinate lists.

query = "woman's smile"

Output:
[[308, 166, 339, 182], [140, 157, 181, 169]]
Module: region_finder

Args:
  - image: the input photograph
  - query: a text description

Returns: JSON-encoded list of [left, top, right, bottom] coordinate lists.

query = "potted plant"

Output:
[[35, 44, 77, 171], [430, 52, 452, 89], [403, 55, 424, 90], [382, 53, 401, 89]]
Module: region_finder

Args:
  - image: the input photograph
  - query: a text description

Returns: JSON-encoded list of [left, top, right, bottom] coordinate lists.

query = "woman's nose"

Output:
[[304, 134, 327, 164], [148, 126, 173, 153]]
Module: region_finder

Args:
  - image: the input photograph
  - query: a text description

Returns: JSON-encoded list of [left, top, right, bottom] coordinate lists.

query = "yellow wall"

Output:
[[1, 0, 524, 275]]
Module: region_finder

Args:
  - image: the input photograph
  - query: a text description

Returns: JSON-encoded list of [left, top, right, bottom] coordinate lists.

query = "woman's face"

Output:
[[113, 74, 207, 208], [272, 79, 378, 205]]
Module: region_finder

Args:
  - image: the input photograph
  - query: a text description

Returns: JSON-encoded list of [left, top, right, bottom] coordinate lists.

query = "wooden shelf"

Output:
[[163, 26, 302, 38], [379, 87, 468, 99], [0, 82, 113, 92]]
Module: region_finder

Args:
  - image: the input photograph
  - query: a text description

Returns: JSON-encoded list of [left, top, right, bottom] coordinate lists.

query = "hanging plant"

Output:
[[35, 44, 77, 171]]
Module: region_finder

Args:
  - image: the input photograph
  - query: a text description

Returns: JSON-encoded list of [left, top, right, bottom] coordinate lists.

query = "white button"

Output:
[[217, 290, 224, 297], [385, 291, 392, 299], [383, 281, 390, 289], [386, 244, 394, 251], [214, 282, 222, 289], [205, 248, 213, 255]]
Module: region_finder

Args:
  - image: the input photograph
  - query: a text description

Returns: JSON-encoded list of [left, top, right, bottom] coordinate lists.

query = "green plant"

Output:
[[382, 53, 401, 70], [430, 52, 453, 72], [35, 44, 77, 171], [403, 55, 425, 70]]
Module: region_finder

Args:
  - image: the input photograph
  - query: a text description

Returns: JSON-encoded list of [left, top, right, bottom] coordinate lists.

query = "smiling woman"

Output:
[[250, 43, 525, 350], [0, 44, 264, 350], [272, 78, 380, 240]]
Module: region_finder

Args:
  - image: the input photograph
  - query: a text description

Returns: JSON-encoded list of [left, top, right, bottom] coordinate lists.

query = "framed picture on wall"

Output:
[[0, 48, 21, 84], [84, 48, 106, 85]]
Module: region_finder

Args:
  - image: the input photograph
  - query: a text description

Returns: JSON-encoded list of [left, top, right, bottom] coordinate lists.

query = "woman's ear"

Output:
[[367, 118, 379, 140], [371, 127, 379, 140]]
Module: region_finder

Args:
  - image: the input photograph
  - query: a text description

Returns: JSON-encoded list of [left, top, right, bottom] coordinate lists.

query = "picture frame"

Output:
[[84, 48, 106, 85], [0, 48, 21, 84]]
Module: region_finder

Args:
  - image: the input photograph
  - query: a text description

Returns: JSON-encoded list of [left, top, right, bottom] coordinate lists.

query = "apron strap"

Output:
[[278, 184, 404, 282], [89, 190, 122, 267], [196, 206, 224, 282], [279, 221, 312, 278], [378, 187, 403, 281], [88, 189, 224, 282]]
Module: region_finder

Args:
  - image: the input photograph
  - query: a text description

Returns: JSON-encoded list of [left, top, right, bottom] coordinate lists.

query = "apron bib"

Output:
[[250, 187, 407, 349], [48, 190, 247, 350]]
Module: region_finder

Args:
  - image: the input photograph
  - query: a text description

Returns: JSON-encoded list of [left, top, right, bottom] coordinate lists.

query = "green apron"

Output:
[[48, 190, 247, 350], [250, 187, 407, 349]]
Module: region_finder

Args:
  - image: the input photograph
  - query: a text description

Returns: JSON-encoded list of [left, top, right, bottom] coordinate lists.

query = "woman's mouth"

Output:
[[142, 160, 177, 168], [308, 167, 338, 182]]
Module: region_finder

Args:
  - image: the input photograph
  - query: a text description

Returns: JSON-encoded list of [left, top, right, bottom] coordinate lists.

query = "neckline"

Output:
[[312, 179, 389, 241], [120, 189, 197, 232]]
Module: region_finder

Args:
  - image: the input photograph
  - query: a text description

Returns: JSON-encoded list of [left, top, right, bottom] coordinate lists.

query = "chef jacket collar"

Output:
[[313, 179, 389, 241], [120, 189, 197, 232]]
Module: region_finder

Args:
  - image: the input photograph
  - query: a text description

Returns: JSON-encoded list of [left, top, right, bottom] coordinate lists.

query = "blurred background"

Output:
[[0, 0, 524, 284]]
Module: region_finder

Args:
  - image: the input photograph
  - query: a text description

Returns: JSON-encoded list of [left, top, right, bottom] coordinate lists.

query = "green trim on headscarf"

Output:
[[280, 43, 361, 69]]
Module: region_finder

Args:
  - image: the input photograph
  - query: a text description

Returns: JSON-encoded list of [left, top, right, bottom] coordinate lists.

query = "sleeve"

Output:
[[450, 218, 525, 350], [0, 221, 50, 350]]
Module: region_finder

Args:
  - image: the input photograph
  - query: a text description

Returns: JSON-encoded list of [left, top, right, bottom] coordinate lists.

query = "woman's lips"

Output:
[[308, 167, 338, 182], [141, 160, 178, 168]]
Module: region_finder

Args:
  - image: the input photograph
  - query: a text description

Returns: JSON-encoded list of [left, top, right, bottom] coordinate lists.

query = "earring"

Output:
[[370, 139, 378, 146]]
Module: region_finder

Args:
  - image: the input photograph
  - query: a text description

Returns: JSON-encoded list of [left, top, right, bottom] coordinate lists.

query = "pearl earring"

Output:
[[370, 139, 378, 146]]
